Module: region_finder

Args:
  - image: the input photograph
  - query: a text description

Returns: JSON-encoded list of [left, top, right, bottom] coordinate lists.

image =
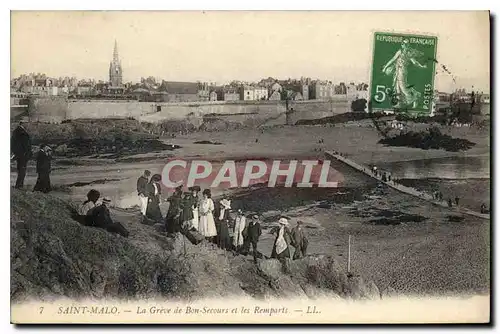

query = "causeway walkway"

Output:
[[324, 151, 490, 221]]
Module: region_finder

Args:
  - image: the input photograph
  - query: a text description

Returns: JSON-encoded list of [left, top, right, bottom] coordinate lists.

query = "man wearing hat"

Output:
[[242, 214, 262, 263], [137, 170, 151, 218], [291, 220, 309, 260], [11, 121, 32, 189], [33, 144, 52, 193]]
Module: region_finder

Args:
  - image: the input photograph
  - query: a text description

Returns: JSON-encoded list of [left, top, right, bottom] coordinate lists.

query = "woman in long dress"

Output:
[[188, 186, 201, 230], [165, 185, 183, 233], [271, 218, 292, 273], [232, 209, 246, 252], [145, 174, 163, 224], [217, 198, 232, 250], [198, 189, 217, 241]]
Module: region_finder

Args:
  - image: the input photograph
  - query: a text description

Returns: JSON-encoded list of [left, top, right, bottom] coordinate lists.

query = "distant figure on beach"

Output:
[[137, 170, 151, 218], [480, 203, 488, 214], [33, 144, 52, 193], [448, 198, 453, 208], [455, 197, 460, 206], [11, 121, 32, 189]]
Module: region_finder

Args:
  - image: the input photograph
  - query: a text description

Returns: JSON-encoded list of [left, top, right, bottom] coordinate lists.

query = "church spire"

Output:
[[113, 39, 119, 63]]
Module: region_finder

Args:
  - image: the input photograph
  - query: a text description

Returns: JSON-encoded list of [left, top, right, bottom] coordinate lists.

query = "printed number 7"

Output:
[[39, 307, 44, 314]]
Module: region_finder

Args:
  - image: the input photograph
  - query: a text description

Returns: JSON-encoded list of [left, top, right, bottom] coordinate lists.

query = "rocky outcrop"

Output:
[[11, 190, 386, 302]]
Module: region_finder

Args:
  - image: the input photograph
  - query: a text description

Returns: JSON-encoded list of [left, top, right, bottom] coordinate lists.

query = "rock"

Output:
[[258, 259, 283, 280], [381, 286, 398, 299], [365, 280, 381, 300], [54, 144, 68, 156], [153, 223, 165, 233]]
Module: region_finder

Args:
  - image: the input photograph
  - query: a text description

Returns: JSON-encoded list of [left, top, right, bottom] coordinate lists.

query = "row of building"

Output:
[[11, 41, 373, 103], [10, 77, 369, 103]]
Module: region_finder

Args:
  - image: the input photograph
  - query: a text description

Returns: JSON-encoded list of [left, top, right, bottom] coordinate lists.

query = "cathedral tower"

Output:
[[109, 40, 123, 87]]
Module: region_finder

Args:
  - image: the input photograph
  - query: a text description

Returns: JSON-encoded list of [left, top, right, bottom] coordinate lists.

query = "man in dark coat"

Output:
[[145, 174, 163, 224], [33, 144, 52, 193], [11, 122, 32, 189], [165, 185, 183, 234], [89, 198, 129, 237], [290, 220, 308, 260], [243, 214, 263, 263], [180, 189, 195, 229]]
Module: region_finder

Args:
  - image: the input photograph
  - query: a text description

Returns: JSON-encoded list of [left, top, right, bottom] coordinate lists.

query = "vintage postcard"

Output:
[[10, 10, 490, 324]]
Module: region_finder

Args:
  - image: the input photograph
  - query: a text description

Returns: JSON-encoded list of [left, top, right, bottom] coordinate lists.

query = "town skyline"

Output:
[[11, 11, 490, 92]]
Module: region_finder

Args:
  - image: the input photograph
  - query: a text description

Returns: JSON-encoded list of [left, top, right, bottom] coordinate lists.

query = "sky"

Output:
[[11, 11, 490, 92]]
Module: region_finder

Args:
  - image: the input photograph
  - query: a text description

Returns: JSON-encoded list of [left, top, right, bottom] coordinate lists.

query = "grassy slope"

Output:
[[10, 190, 385, 302]]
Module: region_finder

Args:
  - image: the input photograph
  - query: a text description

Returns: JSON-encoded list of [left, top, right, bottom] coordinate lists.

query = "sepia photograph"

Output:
[[9, 10, 491, 324]]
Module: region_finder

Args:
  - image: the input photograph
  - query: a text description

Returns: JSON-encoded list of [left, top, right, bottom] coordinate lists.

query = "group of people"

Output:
[[136, 170, 309, 267], [11, 121, 53, 193]]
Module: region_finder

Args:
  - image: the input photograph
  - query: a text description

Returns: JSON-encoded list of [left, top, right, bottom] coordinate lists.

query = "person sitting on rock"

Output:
[[291, 220, 308, 260], [88, 198, 129, 238], [78, 189, 101, 217]]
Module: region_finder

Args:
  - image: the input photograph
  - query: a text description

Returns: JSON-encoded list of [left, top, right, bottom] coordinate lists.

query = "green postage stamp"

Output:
[[370, 32, 438, 116]]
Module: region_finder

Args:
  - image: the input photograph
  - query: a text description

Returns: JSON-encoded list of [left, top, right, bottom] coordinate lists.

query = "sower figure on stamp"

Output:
[[11, 121, 32, 189], [33, 144, 52, 193], [291, 220, 308, 260], [243, 214, 262, 263], [137, 170, 151, 219]]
